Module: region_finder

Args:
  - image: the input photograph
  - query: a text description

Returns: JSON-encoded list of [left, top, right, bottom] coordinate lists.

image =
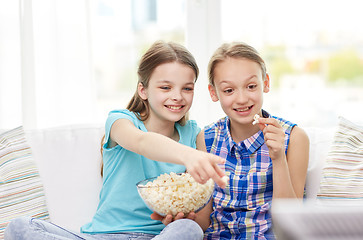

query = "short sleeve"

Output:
[[176, 120, 201, 149], [104, 109, 146, 149]]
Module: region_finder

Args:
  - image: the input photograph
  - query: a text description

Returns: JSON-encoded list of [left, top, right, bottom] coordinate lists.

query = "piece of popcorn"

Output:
[[222, 175, 229, 186], [252, 114, 260, 125]]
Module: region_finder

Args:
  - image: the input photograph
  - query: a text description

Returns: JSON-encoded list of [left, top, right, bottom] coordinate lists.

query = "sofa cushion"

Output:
[[304, 127, 335, 199], [25, 125, 104, 232], [317, 117, 363, 200], [0, 126, 50, 239]]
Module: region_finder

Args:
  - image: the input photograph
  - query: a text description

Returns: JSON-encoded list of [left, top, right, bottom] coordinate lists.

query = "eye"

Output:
[[247, 84, 257, 90], [160, 86, 171, 90], [183, 87, 194, 91], [223, 88, 233, 94]]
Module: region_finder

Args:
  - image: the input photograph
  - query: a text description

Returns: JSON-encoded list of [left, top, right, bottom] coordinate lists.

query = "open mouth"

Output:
[[234, 105, 253, 112], [166, 105, 184, 110]]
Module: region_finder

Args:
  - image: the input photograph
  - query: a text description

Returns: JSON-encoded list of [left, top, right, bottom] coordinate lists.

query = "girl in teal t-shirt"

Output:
[[5, 41, 226, 240], [81, 109, 201, 235]]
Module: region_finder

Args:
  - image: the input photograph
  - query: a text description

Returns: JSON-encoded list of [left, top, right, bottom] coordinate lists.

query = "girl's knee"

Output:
[[178, 219, 203, 234], [4, 216, 33, 239], [159, 219, 204, 240], [6, 216, 32, 230]]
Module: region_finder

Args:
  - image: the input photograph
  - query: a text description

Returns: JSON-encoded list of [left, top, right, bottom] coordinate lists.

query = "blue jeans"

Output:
[[4, 217, 203, 240]]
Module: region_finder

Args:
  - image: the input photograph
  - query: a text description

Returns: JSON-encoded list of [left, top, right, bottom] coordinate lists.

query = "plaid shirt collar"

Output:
[[223, 110, 270, 155]]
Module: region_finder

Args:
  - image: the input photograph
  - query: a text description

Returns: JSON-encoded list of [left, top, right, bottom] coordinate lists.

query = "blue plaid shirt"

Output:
[[204, 111, 296, 240]]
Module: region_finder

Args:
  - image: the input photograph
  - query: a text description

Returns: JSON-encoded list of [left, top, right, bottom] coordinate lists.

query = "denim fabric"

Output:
[[155, 219, 203, 240], [4, 217, 203, 240]]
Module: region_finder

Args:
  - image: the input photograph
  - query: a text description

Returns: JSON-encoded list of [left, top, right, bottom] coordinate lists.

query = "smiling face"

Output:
[[209, 57, 270, 126], [138, 61, 196, 125]]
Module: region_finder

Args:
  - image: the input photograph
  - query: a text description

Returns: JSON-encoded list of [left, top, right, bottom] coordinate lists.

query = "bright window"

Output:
[[220, 0, 363, 128], [1, 0, 362, 129], [89, 0, 187, 122]]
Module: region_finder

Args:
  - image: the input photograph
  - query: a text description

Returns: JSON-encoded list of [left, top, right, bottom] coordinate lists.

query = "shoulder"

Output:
[[271, 115, 296, 135], [105, 109, 143, 141], [204, 117, 228, 134], [203, 117, 229, 148], [175, 120, 201, 147], [106, 109, 141, 128], [184, 119, 198, 129], [271, 114, 309, 148], [290, 126, 310, 147], [108, 109, 138, 121], [176, 119, 200, 134]]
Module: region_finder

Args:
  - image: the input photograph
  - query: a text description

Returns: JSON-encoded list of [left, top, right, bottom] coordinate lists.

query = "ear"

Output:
[[138, 82, 148, 100], [263, 73, 270, 93], [208, 84, 219, 102]]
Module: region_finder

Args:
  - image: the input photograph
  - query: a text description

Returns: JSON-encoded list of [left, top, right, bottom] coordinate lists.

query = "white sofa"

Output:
[[24, 125, 105, 232], [20, 125, 335, 233]]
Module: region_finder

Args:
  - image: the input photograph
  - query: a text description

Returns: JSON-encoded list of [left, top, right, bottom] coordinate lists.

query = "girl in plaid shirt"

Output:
[[192, 42, 310, 239], [153, 42, 309, 239]]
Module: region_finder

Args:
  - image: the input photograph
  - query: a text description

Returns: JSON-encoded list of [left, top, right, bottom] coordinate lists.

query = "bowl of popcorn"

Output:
[[136, 172, 214, 217]]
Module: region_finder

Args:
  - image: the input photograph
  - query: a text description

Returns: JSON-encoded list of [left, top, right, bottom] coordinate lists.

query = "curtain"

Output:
[[0, 0, 96, 129]]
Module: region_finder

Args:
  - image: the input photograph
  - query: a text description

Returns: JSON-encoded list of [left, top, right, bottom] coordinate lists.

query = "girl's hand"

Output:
[[257, 117, 285, 161], [184, 131, 227, 189], [183, 151, 226, 188], [150, 212, 196, 226]]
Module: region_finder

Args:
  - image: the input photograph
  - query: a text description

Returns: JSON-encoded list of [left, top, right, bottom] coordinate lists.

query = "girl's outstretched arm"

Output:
[[110, 118, 226, 188]]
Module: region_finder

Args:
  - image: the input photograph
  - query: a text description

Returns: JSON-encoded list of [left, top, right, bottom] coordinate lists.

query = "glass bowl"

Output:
[[136, 172, 214, 217]]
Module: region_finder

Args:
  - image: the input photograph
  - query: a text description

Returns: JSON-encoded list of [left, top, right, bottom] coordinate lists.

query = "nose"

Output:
[[235, 89, 248, 104], [172, 89, 183, 101]]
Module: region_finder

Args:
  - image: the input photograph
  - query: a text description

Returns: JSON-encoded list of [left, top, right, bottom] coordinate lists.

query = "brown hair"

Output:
[[208, 42, 267, 86], [127, 40, 199, 125], [100, 41, 199, 176]]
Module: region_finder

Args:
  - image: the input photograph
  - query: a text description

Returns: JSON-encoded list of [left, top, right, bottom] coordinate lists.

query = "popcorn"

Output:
[[252, 114, 260, 125], [222, 175, 229, 186], [137, 172, 214, 216]]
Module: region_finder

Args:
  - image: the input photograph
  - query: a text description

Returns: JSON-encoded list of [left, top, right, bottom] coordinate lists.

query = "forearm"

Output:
[[272, 127, 309, 199], [194, 200, 212, 231], [272, 156, 298, 199], [136, 131, 193, 165]]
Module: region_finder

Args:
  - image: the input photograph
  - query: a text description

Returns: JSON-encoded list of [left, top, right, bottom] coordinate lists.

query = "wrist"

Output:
[[271, 154, 287, 165]]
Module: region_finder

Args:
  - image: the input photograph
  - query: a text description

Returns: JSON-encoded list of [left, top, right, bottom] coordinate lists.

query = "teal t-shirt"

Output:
[[81, 109, 201, 235]]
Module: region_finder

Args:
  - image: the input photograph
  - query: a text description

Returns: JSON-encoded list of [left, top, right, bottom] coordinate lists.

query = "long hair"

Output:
[[127, 40, 199, 125], [208, 42, 267, 86], [100, 41, 199, 176]]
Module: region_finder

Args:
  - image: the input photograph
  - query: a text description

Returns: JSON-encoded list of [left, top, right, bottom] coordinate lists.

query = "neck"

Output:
[[143, 118, 178, 141], [229, 120, 260, 143]]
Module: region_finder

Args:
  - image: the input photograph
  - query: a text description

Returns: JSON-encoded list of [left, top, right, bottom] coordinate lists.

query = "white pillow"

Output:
[[317, 117, 363, 200], [0, 126, 50, 239], [304, 127, 335, 199], [25, 125, 104, 232]]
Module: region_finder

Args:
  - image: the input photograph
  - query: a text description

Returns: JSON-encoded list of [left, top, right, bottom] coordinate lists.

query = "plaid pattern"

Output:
[[204, 111, 296, 240]]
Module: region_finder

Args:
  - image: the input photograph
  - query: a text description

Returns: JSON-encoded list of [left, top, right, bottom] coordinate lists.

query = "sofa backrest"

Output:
[[25, 125, 104, 232], [304, 127, 335, 199]]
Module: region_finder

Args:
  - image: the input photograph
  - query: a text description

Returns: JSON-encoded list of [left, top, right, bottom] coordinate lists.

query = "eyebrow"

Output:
[[219, 74, 258, 84], [156, 80, 195, 85]]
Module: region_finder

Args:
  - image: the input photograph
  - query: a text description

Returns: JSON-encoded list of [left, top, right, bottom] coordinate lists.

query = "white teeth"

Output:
[[168, 106, 182, 110], [235, 107, 249, 112]]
